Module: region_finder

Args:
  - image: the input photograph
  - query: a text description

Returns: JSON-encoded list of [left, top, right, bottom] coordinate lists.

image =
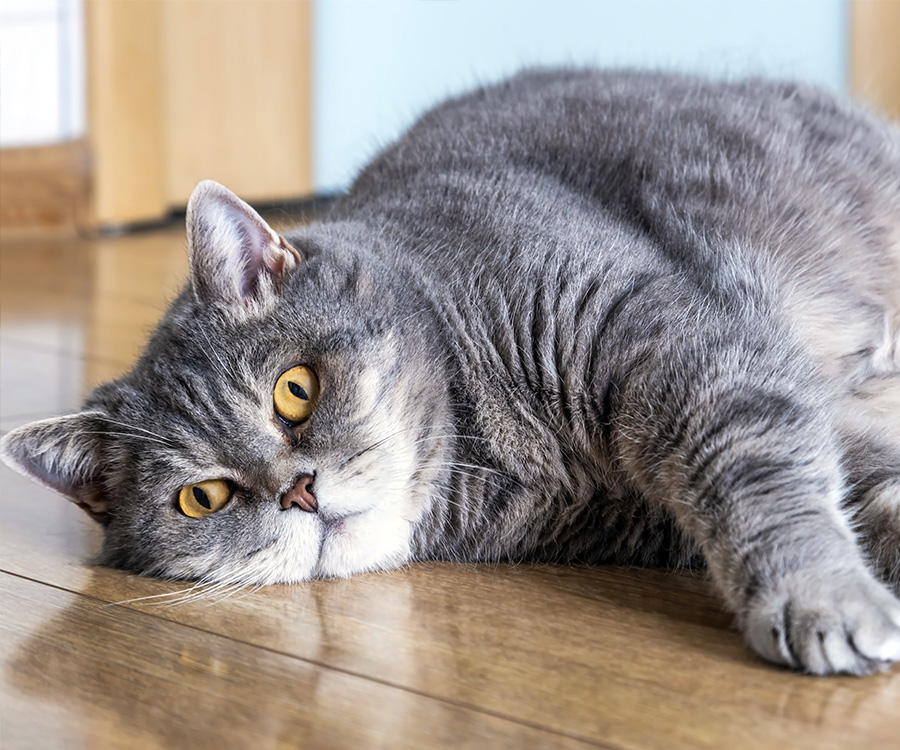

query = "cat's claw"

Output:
[[743, 570, 900, 675]]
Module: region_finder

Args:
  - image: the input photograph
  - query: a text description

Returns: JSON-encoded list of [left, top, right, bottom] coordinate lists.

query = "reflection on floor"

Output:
[[1, 225, 899, 749]]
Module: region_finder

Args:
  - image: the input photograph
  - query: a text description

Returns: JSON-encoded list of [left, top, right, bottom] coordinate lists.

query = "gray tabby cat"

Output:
[[3, 70, 900, 676]]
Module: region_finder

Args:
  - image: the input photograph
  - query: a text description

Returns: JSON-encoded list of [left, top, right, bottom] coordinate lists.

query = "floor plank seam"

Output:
[[0, 568, 622, 749]]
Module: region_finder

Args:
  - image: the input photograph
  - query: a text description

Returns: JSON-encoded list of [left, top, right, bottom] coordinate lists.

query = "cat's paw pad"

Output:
[[743, 571, 900, 675]]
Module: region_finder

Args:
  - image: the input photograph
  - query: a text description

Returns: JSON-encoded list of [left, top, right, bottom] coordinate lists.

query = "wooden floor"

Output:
[[1, 223, 899, 749]]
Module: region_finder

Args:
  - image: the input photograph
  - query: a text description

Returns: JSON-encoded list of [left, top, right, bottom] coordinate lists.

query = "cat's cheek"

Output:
[[314, 512, 412, 578], [172, 513, 323, 585], [160, 550, 225, 582]]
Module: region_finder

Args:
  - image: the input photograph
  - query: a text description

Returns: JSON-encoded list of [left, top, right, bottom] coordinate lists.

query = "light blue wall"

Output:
[[313, 0, 847, 193]]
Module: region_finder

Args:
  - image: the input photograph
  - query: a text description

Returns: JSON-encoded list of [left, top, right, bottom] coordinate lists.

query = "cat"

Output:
[[3, 69, 900, 676]]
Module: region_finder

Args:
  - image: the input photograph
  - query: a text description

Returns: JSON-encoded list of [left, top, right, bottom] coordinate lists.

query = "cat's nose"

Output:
[[280, 473, 318, 512]]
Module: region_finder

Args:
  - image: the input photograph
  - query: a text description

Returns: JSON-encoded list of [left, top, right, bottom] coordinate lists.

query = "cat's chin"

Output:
[[313, 510, 414, 579]]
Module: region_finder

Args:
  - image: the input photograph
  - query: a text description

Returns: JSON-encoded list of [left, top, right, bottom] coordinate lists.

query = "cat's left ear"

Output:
[[186, 180, 302, 307], [0, 412, 111, 523]]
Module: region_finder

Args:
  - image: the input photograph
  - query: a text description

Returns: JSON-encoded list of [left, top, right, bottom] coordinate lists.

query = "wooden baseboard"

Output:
[[0, 140, 91, 237]]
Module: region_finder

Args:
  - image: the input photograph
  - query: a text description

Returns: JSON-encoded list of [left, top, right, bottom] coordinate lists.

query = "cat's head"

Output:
[[0, 181, 450, 584]]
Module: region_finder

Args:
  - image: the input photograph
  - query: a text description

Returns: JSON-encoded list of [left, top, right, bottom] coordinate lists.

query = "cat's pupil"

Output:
[[288, 381, 308, 400], [192, 486, 212, 509]]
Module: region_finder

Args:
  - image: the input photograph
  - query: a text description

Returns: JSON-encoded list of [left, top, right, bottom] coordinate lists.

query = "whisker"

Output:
[[90, 417, 178, 447], [92, 416, 174, 443], [108, 578, 229, 607], [81, 430, 173, 447], [418, 459, 513, 479], [408, 433, 491, 446], [195, 326, 231, 379], [341, 427, 490, 468], [162, 582, 238, 607], [203, 582, 256, 605], [338, 425, 427, 467], [108, 586, 201, 607]]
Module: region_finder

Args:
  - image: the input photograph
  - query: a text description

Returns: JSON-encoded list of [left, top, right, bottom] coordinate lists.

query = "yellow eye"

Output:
[[178, 479, 232, 519], [273, 365, 320, 424]]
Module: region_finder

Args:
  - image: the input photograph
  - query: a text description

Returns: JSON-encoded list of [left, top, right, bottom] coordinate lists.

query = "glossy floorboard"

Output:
[[2, 228, 899, 749]]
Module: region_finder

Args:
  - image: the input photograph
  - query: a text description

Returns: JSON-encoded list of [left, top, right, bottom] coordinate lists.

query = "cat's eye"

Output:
[[178, 479, 232, 518], [273, 365, 320, 424]]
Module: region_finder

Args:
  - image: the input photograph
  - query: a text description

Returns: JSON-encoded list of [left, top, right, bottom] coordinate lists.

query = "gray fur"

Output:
[[3, 69, 900, 675]]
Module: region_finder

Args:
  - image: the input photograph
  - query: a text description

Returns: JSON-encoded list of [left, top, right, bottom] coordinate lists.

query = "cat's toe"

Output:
[[743, 570, 900, 675]]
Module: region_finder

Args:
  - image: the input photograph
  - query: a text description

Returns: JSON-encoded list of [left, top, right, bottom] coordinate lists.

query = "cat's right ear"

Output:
[[0, 413, 110, 523], [186, 180, 302, 309]]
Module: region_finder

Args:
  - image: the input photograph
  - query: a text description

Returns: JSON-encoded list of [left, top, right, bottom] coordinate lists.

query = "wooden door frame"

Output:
[[85, 0, 313, 228], [850, 0, 900, 120]]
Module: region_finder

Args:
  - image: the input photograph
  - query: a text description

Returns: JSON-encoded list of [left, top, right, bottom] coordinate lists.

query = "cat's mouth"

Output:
[[319, 506, 374, 532]]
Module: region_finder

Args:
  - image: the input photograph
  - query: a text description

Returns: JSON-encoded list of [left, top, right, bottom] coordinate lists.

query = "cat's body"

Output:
[[3, 70, 900, 675]]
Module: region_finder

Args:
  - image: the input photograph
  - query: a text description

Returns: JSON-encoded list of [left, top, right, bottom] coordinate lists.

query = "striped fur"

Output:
[[2, 70, 900, 675]]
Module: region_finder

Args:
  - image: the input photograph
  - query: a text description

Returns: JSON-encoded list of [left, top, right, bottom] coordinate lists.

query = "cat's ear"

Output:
[[0, 413, 110, 523], [186, 180, 302, 307]]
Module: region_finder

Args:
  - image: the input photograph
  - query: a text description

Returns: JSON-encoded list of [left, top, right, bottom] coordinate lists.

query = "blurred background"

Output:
[[0, 0, 897, 234]]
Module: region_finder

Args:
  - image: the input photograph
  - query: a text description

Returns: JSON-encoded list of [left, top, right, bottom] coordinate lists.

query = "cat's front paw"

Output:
[[743, 569, 900, 675]]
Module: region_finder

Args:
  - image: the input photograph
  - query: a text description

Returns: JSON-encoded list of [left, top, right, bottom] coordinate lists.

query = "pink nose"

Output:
[[281, 473, 318, 512]]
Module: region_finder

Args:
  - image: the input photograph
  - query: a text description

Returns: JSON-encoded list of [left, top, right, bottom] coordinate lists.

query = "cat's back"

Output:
[[337, 68, 898, 227], [330, 68, 900, 384]]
